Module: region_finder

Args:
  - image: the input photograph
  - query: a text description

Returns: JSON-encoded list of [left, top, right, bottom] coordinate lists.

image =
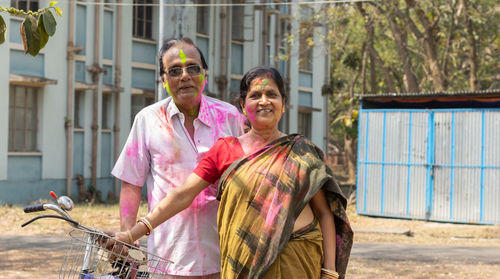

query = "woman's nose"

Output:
[[259, 95, 270, 104]]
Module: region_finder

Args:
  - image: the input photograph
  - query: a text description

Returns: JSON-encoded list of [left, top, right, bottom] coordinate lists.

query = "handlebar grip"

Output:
[[24, 204, 45, 213]]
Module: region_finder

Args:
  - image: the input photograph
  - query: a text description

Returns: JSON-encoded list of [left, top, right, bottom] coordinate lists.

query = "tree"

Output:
[[292, 0, 499, 183], [0, 1, 62, 56]]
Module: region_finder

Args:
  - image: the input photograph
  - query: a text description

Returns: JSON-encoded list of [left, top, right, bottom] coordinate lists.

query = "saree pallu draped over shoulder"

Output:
[[217, 134, 353, 279]]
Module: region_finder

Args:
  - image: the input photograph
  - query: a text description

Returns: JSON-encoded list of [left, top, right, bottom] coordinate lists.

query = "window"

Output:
[[9, 85, 38, 152], [298, 5, 313, 72], [74, 90, 85, 129], [299, 21, 313, 72], [278, 17, 290, 78], [102, 93, 112, 130], [133, 0, 153, 39], [196, 0, 210, 65], [104, 0, 112, 9], [265, 14, 272, 65], [131, 95, 154, 126], [298, 111, 312, 139], [231, 0, 244, 41], [196, 1, 210, 35], [10, 0, 39, 12]]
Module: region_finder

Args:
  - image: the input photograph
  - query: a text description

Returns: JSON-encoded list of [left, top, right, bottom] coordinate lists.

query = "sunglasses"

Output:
[[166, 65, 203, 77]]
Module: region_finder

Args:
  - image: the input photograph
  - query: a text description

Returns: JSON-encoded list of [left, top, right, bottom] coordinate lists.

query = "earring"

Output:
[[243, 109, 247, 116], [163, 82, 167, 89]]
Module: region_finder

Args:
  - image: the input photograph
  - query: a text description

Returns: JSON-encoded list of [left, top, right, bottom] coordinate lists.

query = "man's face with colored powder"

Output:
[[161, 44, 207, 113]]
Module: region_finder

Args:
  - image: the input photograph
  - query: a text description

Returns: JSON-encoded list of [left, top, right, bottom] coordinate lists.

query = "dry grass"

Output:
[[2, 202, 148, 236], [347, 259, 500, 279], [346, 202, 500, 247], [3, 199, 500, 245], [2, 200, 500, 278]]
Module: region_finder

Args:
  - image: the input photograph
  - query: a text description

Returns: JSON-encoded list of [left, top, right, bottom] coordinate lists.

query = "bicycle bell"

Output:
[[57, 196, 74, 211]]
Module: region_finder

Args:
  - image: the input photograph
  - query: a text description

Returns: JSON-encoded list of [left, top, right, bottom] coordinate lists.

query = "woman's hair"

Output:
[[239, 66, 287, 108], [158, 37, 209, 77]]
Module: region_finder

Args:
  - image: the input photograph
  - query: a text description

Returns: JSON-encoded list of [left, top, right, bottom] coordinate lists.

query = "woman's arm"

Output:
[[112, 173, 210, 244], [310, 189, 337, 272]]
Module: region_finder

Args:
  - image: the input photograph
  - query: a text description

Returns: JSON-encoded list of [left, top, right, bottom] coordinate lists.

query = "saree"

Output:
[[216, 134, 353, 279]]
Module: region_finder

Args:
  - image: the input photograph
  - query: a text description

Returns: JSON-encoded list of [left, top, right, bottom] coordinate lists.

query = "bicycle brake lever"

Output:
[[50, 191, 58, 201]]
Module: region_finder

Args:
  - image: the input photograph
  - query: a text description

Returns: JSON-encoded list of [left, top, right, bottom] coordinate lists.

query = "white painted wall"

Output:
[[0, 0, 10, 180], [41, 0, 70, 179], [311, 24, 327, 149], [117, 4, 134, 151]]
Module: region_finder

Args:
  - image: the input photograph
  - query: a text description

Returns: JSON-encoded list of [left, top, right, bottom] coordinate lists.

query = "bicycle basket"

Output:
[[61, 228, 173, 279]]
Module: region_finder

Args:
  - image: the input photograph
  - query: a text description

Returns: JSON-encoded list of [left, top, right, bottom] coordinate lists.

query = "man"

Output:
[[112, 37, 244, 278]]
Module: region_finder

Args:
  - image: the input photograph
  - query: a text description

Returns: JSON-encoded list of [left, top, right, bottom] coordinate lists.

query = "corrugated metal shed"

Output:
[[356, 90, 500, 224]]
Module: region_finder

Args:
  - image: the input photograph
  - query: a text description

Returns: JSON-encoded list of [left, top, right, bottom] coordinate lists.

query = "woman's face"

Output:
[[241, 77, 284, 130]]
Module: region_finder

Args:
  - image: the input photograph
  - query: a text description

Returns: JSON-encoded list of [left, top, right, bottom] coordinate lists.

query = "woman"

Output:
[[111, 66, 352, 279]]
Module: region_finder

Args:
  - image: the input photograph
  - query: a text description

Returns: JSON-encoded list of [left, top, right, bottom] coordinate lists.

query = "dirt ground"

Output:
[[1, 201, 500, 278]]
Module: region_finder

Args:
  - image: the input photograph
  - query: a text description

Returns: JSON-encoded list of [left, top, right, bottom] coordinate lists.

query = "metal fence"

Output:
[[356, 108, 500, 224]]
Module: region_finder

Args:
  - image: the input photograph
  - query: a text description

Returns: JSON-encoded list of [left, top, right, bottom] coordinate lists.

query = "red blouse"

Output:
[[194, 137, 245, 184]]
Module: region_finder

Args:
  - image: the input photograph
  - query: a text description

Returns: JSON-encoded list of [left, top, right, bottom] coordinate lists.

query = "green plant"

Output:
[[0, 1, 62, 56]]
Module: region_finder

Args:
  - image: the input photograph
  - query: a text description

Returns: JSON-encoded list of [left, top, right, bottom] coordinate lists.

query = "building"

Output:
[[0, 0, 331, 204], [356, 91, 500, 225]]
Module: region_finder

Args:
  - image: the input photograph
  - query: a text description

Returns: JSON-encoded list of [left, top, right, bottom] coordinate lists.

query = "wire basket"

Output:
[[60, 228, 173, 279]]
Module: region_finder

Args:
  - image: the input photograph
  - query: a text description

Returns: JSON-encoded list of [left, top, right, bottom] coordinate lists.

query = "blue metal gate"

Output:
[[356, 108, 500, 224]]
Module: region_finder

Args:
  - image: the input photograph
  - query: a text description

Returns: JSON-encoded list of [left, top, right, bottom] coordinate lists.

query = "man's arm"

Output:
[[119, 181, 142, 231]]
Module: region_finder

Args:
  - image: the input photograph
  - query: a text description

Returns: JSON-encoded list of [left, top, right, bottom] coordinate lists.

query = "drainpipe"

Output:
[[216, 2, 228, 101], [88, 1, 103, 188], [285, 6, 291, 134], [65, 0, 76, 197], [157, 0, 165, 101], [274, 12, 280, 69], [324, 20, 331, 160], [261, 0, 267, 65], [113, 0, 122, 197]]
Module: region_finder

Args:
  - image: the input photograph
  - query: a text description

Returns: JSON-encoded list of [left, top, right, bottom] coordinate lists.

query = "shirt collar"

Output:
[[165, 95, 212, 127], [197, 95, 212, 127]]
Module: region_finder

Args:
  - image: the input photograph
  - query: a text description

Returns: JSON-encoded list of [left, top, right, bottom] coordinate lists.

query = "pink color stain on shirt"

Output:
[[158, 106, 175, 138], [206, 102, 232, 139], [126, 141, 139, 158]]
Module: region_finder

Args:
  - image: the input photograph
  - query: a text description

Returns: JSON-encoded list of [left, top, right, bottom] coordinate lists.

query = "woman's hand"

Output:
[[100, 230, 139, 254], [310, 190, 337, 273], [107, 230, 131, 245]]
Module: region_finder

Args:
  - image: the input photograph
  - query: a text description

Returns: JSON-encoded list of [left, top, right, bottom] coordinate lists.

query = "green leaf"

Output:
[[37, 14, 49, 49], [42, 11, 57, 36], [22, 15, 42, 56], [0, 15, 6, 45]]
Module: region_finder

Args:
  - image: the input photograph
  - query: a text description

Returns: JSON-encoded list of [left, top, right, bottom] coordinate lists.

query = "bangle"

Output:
[[126, 230, 134, 245], [137, 217, 153, 235], [321, 268, 339, 279]]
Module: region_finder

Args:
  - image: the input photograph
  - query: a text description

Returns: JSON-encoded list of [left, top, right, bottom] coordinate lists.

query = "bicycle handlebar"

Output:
[[23, 204, 45, 213], [24, 203, 73, 220], [21, 214, 80, 228]]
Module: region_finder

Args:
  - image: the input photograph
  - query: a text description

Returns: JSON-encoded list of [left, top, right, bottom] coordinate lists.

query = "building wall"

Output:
[[0, 0, 330, 204], [0, 0, 10, 181]]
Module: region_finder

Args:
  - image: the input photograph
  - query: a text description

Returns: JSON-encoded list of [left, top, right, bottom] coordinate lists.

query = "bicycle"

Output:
[[22, 191, 173, 279]]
